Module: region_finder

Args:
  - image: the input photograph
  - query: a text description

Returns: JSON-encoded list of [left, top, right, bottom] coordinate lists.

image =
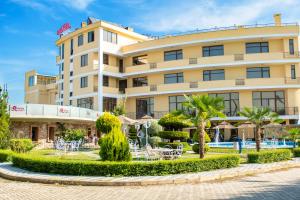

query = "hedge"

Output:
[[10, 139, 34, 153], [0, 150, 12, 162], [293, 148, 300, 157], [158, 142, 191, 153], [11, 154, 240, 176], [247, 149, 291, 163], [158, 131, 189, 141]]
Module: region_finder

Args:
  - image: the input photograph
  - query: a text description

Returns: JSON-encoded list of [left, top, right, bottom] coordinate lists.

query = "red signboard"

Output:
[[57, 23, 71, 35], [11, 105, 25, 112]]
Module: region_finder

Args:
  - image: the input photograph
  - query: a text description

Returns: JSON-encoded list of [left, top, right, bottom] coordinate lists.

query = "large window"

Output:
[[80, 76, 88, 88], [103, 97, 117, 112], [88, 31, 94, 43], [202, 45, 224, 57], [246, 42, 269, 54], [78, 34, 83, 46], [103, 54, 109, 65], [133, 77, 148, 87], [253, 91, 285, 114], [203, 69, 225, 81], [169, 95, 185, 112], [247, 67, 270, 78], [61, 43, 64, 59], [103, 30, 117, 44], [28, 76, 35, 87], [289, 39, 295, 55], [77, 97, 93, 109], [209, 93, 239, 116], [164, 72, 184, 84], [103, 75, 109, 86], [291, 65, 296, 79], [70, 39, 73, 55], [136, 98, 154, 119], [164, 49, 183, 61], [132, 55, 148, 65], [81, 54, 88, 67]]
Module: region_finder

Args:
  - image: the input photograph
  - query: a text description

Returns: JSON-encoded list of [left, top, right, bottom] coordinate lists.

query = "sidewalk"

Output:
[[0, 158, 299, 186]]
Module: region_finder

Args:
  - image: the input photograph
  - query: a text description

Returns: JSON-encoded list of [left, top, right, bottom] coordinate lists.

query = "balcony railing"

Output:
[[283, 51, 300, 58], [285, 77, 300, 84]]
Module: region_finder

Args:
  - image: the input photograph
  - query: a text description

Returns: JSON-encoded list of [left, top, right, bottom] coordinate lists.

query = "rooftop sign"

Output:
[[57, 23, 71, 36]]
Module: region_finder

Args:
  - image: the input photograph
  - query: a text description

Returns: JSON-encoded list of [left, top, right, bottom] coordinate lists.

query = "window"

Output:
[[88, 31, 94, 43], [247, 67, 270, 78], [61, 94, 63, 98], [69, 92, 73, 97], [164, 72, 184, 84], [164, 49, 183, 61], [80, 76, 88, 88], [209, 93, 239, 116], [169, 95, 185, 112], [136, 98, 154, 118], [103, 54, 109, 65], [253, 91, 285, 114], [70, 39, 73, 55], [70, 71, 73, 76], [78, 34, 83, 46], [289, 39, 294, 55], [291, 65, 296, 79], [61, 74, 64, 79], [103, 30, 117, 44], [61, 63, 64, 71], [246, 42, 269, 54], [28, 76, 35, 87], [77, 97, 93, 109], [103, 75, 109, 86], [81, 54, 88, 67], [103, 97, 117, 112], [132, 55, 148, 65], [70, 58, 73, 63], [61, 43, 64, 59], [202, 45, 224, 57], [69, 100, 72, 106], [203, 69, 225, 81], [60, 83, 64, 90], [133, 77, 148, 87]]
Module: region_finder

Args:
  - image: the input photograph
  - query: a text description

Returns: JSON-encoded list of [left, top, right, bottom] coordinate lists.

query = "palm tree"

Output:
[[287, 128, 300, 148], [238, 107, 282, 152], [176, 95, 225, 158]]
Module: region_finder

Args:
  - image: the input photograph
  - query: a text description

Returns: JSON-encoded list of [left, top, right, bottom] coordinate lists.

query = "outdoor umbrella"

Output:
[[262, 123, 282, 128], [117, 115, 138, 125], [237, 121, 256, 129], [213, 121, 236, 129]]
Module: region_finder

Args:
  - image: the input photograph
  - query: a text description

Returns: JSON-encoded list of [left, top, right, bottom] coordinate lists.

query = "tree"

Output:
[[96, 112, 121, 137], [158, 113, 191, 131], [112, 98, 126, 116], [0, 86, 10, 149], [176, 95, 225, 158], [238, 107, 282, 152], [287, 128, 300, 148]]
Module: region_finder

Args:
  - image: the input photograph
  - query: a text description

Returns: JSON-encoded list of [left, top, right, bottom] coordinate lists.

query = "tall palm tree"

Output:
[[238, 107, 282, 152], [176, 95, 225, 158]]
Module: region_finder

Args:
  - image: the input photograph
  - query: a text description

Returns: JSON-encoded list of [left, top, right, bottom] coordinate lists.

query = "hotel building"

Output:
[[28, 14, 300, 127]]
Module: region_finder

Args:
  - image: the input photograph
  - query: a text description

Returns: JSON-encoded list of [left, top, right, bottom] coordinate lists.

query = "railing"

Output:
[[9, 104, 100, 121], [285, 77, 300, 84], [126, 111, 169, 119], [283, 51, 300, 58]]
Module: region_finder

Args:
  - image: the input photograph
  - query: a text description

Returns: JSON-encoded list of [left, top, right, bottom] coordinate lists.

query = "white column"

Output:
[[98, 27, 104, 113]]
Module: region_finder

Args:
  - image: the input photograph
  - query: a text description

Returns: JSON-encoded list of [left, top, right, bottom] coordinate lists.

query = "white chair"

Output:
[[174, 144, 184, 159]]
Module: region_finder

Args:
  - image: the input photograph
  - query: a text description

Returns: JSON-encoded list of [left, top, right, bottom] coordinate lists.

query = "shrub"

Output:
[[142, 121, 162, 137], [100, 127, 131, 161], [11, 154, 240, 176], [9, 139, 34, 153], [192, 144, 210, 154], [0, 150, 12, 162], [149, 136, 162, 148], [247, 149, 291, 163], [158, 142, 190, 153], [158, 114, 191, 131], [192, 132, 211, 143], [96, 112, 121, 134], [293, 148, 300, 157], [298, 141, 300, 147], [64, 129, 85, 141], [158, 131, 189, 142]]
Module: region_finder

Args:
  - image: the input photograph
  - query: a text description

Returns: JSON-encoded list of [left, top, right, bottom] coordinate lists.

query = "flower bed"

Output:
[[247, 149, 291, 163], [11, 154, 240, 176]]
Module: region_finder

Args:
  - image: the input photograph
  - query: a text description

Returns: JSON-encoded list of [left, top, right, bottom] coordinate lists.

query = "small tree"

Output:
[[96, 112, 121, 137], [0, 86, 10, 149], [64, 129, 85, 141], [112, 98, 126, 116], [100, 126, 131, 161], [142, 120, 162, 137], [158, 113, 191, 131], [287, 128, 300, 148]]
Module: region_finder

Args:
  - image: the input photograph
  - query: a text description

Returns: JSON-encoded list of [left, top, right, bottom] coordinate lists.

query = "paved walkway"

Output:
[[0, 158, 299, 186], [0, 168, 299, 200]]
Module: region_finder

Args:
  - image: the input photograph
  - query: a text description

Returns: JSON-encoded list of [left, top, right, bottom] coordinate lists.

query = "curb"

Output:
[[0, 160, 299, 186]]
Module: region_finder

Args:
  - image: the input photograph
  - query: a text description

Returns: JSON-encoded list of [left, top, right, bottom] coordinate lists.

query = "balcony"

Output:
[[93, 61, 121, 74], [125, 52, 300, 74], [93, 86, 120, 94]]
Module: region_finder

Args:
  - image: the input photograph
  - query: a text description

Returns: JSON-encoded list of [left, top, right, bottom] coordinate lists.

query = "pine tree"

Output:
[[0, 86, 10, 149]]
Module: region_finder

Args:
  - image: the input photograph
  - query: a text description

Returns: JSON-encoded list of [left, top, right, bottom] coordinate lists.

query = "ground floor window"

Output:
[[252, 91, 285, 114], [103, 97, 117, 112], [136, 98, 154, 119], [77, 97, 93, 109], [209, 92, 239, 116]]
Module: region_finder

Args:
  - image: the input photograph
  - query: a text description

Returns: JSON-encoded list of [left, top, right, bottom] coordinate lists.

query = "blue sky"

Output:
[[1, 0, 300, 104]]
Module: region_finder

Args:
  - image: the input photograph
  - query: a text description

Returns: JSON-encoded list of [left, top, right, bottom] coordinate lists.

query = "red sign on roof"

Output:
[[57, 23, 71, 36]]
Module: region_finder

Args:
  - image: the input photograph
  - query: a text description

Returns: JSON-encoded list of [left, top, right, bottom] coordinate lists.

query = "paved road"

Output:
[[0, 168, 299, 200]]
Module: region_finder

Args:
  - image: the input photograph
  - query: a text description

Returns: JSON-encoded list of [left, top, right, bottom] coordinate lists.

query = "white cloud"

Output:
[[133, 0, 300, 33], [58, 0, 95, 11], [10, 0, 49, 12]]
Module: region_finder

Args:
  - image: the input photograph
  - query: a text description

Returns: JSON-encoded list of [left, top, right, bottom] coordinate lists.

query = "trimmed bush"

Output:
[[9, 139, 34, 153], [0, 150, 12, 162], [142, 121, 162, 137], [192, 144, 210, 154], [247, 149, 291, 163], [158, 114, 191, 131], [192, 132, 211, 143], [96, 112, 121, 134], [100, 127, 131, 161], [149, 136, 162, 148], [11, 154, 240, 176], [64, 129, 85, 141], [293, 148, 300, 157], [158, 131, 189, 142]]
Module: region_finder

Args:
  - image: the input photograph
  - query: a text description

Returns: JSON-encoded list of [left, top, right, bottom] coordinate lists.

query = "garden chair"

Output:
[[145, 145, 161, 161], [162, 145, 175, 160], [173, 144, 184, 159]]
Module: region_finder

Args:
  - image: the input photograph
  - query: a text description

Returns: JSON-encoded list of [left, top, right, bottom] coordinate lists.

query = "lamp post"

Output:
[[143, 121, 151, 146]]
